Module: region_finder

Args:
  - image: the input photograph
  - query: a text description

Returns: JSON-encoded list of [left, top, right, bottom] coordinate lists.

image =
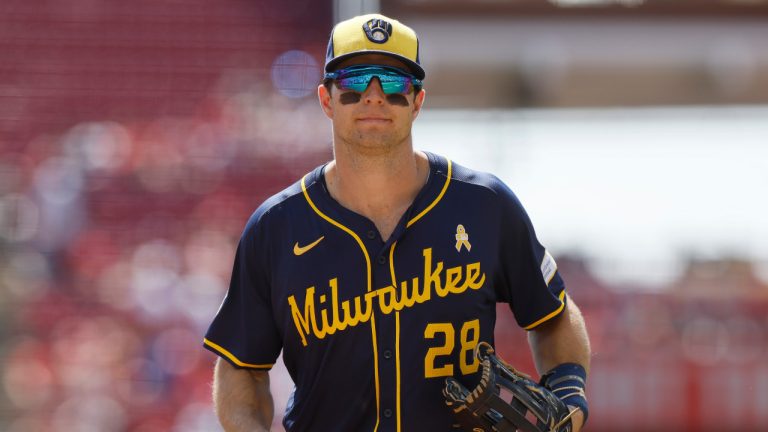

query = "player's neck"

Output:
[[325, 147, 429, 233]]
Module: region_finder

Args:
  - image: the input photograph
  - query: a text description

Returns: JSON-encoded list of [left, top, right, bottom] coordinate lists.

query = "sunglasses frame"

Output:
[[324, 65, 423, 95]]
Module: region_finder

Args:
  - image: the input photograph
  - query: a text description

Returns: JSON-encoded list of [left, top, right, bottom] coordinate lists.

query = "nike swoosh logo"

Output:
[[293, 236, 325, 256]]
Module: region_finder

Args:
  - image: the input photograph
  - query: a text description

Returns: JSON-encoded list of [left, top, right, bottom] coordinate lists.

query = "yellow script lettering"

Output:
[[288, 248, 487, 345], [465, 262, 486, 290]]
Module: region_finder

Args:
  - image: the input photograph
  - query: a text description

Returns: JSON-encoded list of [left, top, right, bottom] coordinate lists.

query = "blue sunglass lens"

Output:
[[337, 76, 410, 94], [329, 66, 418, 95]]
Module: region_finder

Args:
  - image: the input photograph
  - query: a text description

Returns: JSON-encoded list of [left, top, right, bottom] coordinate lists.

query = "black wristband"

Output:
[[540, 363, 589, 424]]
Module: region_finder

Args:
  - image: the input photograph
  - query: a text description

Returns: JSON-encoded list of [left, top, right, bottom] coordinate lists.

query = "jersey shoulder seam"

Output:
[[447, 168, 505, 200]]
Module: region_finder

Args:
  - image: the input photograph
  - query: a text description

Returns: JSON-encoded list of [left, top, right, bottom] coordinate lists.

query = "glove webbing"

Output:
[[444, 344, 578, 432]]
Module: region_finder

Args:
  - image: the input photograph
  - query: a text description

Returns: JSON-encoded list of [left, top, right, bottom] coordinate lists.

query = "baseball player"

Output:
[[204, 13, 590, 432]]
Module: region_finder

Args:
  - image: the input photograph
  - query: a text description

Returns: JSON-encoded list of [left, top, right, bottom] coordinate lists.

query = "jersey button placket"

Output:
[[368, 227, 395, 424]]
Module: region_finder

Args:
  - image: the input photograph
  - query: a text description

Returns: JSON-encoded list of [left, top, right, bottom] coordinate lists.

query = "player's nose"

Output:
[[362, 78, 386, 105]]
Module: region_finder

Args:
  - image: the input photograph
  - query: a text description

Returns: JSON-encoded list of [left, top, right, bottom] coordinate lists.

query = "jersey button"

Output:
[[367, 230, 376, 239], [377, 255, 386, 265], [383, 350, 392, 359], [383, 409, 393, 418]]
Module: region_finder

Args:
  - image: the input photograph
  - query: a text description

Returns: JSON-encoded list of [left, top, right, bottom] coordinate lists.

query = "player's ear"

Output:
[[412, 88, 426, 121], [318, 84, 333, 119]]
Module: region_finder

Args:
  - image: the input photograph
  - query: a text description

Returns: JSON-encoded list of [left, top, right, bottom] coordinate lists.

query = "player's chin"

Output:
[[357, 124, 406, 144], [352, 128, 395, 142]]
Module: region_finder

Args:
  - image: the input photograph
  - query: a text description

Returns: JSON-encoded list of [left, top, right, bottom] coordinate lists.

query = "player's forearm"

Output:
[[213, 358, 274, 432], [527, 295, 591, 374], [528, 297, 590, 431]]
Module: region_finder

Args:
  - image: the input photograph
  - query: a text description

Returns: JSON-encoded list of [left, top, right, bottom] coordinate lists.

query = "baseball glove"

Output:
[[443, 342, 579, 432]]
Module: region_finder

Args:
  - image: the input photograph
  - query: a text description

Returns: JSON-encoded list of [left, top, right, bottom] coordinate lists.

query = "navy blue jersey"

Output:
[[204, 152, 567, 431]]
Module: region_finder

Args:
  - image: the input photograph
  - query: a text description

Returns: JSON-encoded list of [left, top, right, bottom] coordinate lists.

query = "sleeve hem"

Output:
[[203, 338, 274, 370], [523, 290, 567, 330]]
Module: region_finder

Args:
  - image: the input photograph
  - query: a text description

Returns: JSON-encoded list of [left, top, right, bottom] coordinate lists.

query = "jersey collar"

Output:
[[301, 152, 451, 245]]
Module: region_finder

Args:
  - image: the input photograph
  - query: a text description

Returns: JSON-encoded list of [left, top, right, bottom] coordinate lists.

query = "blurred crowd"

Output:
[[0, 2, 331, 430], [0, 85, 332, 431]]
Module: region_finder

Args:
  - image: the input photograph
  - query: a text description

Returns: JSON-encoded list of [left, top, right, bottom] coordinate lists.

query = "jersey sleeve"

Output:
[[492, 178, 567, 330], [203, 212, 282, 370]]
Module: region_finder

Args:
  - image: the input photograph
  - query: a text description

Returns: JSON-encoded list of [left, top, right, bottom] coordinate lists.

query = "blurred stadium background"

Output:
[[1, 0, 767, 431]]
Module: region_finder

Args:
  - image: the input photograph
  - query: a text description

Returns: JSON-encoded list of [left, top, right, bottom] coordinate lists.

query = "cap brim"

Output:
[[325, 51, 425, 80]]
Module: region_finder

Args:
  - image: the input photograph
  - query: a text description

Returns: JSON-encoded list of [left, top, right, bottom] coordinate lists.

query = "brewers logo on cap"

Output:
[[325, 13, 425, 80], [363, 18, 392, 44]]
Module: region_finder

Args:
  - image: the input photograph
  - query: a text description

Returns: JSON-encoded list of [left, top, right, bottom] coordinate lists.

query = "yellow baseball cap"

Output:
[[325, 14, 425, 80]]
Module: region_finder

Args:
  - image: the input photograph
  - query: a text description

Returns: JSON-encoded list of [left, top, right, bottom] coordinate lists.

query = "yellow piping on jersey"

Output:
[[203, 338, 274, 369], [389, 242, 402, 432], [407, 157, 452, 227], [300, 174, 381, 432], [523, 290, 567, 330]]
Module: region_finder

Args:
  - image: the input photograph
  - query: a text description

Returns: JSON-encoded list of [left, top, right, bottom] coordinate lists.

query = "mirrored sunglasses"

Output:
[[324, 65, 423, 95]]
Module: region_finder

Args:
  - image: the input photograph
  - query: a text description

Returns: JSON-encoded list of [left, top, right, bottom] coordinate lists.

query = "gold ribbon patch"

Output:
[[455, 224, 471, 252]]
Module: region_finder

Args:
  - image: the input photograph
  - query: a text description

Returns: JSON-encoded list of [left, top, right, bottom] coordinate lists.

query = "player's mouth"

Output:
[[356, 116, 391, 124]]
